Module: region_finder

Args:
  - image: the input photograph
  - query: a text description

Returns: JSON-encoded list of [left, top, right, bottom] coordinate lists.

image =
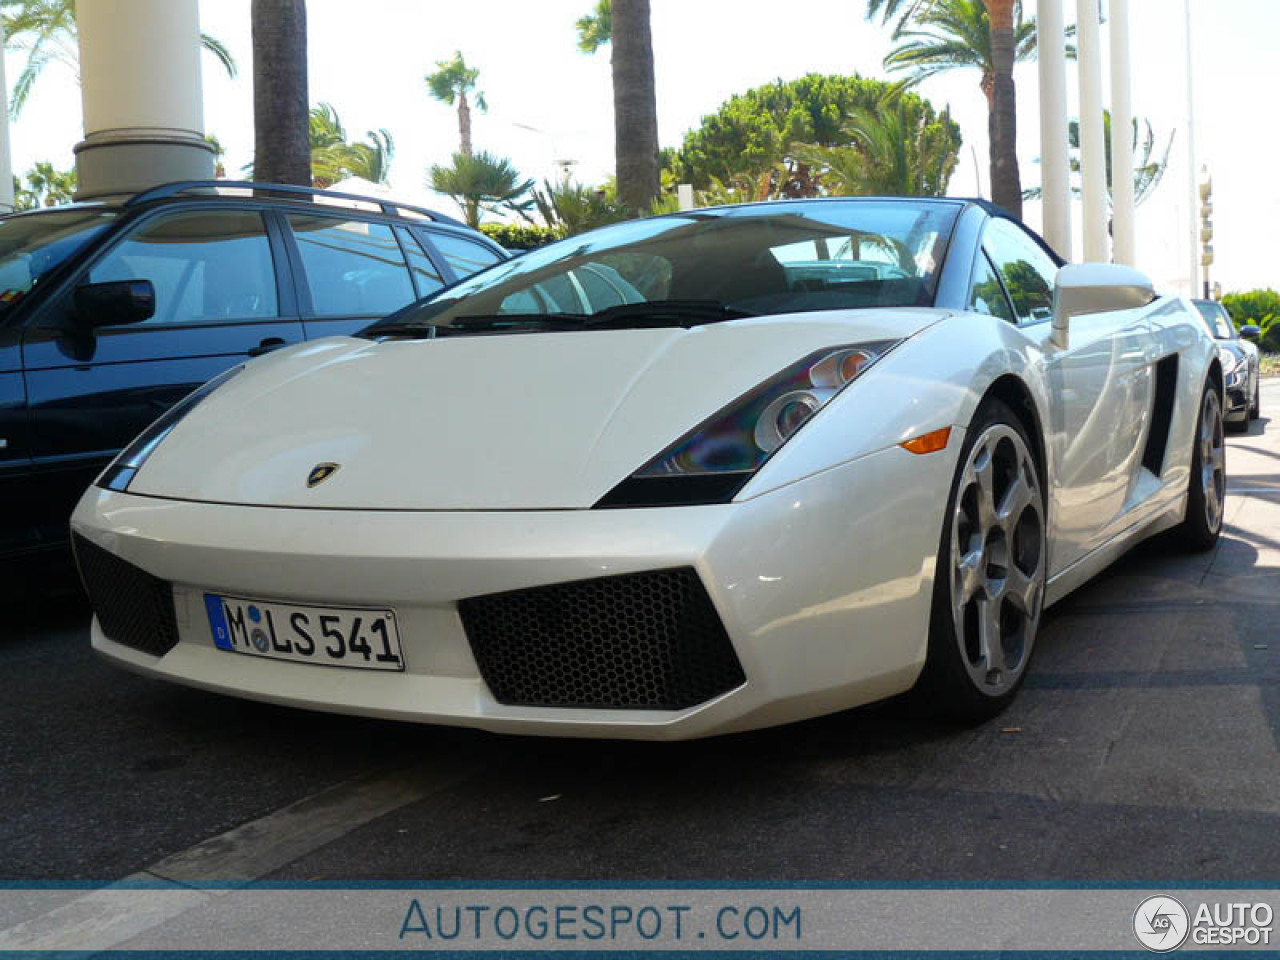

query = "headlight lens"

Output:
[[96, 365, 244, 493], [596, 341, 899, 508], [1219, 346, 1242, 374]]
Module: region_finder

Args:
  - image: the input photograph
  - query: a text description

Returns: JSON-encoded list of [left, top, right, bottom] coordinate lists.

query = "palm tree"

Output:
[[1, 0, 237, 117], [308, 103, 394, 187], [866, 0, 1025, 217], [252, 0, 310, 187], [429, 151, 533, 228], [577, 0, 659, 215], [1026, 112, 1172, 210], [426, 51, 486, 157], [884, 0, 1049, 107], [12, 160, 75, 209], [793, 95, 961, 197], [575, 0, 611, 52]]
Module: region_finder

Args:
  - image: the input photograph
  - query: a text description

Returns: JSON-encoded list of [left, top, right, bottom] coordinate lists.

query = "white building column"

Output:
[[1075, 0, 1109, 263], [0, 24, 14, 212], [74, 0, 214, 200], [1036, 0, 1072, 260], [1183, 0, 1199, 296], [1109, 0, 1136, 266]]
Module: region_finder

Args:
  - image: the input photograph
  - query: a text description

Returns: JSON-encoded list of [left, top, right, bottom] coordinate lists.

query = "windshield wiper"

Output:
[[442, 313, 586, 332], [366, 301, 758, 340], [361, 321, 437, 340], [580, 300, 758, 329]]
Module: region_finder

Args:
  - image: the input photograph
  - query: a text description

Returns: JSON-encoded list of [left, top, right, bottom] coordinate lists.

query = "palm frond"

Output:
[[200, 33, 237, 80]]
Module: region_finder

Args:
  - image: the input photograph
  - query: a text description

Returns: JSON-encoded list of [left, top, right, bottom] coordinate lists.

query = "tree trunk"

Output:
[[458, 92, 473, 157], [611, 0, 659, 216], [252, 0, 310, 186], [985, 0, 1022, 217]]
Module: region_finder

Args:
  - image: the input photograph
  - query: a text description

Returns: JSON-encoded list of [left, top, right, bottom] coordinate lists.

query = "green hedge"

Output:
[[1222, 289, 1280, 353], [480, 223, 562, 251]]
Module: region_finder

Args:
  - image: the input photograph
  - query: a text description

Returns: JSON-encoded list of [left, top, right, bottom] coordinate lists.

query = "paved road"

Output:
[[4, 382, 1278, 883]]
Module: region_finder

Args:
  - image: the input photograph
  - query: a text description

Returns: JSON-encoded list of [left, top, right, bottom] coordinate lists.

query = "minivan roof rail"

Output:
[[126, 180, 465, 228]]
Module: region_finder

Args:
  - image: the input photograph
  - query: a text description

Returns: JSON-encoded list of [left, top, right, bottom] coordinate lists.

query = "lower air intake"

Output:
[[459, 568, 745, 710], [73, 534, 179, 658]]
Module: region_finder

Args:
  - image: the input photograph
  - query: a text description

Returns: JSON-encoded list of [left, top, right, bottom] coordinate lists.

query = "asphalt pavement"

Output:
[[3, 381, 1279, 883]]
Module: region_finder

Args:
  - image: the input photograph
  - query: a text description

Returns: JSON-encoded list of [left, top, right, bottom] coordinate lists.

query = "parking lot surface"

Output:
[[4, 381, 1279, 883]]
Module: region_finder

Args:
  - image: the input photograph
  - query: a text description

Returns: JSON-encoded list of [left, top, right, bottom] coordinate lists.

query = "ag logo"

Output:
[[307, 462, 341, 488], [1134, 895, 1190, 952]]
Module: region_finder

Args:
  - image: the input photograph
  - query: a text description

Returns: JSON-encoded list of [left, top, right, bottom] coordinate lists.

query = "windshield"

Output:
[[0, 208, 117, 310], [1194, 300, 1235, 340], [377, 200, 961, 334]]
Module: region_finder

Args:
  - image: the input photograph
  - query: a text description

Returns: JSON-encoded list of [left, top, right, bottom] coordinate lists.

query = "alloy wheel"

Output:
[[1200, 389, 1226, 533], [950, 424, 1045, 697]]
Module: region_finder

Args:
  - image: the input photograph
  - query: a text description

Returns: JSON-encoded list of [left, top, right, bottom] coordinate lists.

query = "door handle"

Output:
[[248, 337, 287, 358]]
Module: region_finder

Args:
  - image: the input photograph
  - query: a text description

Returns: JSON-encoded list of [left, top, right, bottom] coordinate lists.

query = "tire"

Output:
[[913, 397, 1048, 722], [1178, 381, 1226, 551]]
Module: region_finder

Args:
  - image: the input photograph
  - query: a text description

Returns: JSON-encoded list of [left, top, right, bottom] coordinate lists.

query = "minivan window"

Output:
[[89, 210, 278, 324], [289, 215, 416, 316], [401, 230, 446, 298], [429, 232, 502, 278], [0, 209, 116, 310]]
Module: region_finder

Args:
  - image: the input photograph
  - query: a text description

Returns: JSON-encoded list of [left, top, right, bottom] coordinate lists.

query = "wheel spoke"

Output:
[[973, 451, 997, 530], [956, 549, 985, 604], [1211, 443, 1225, 475], [977, 596, 1005, 677], [1005, 565, 1039, 617], [997, 470, 1034, 528]]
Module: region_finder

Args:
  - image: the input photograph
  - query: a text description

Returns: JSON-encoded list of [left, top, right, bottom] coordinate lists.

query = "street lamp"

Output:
[[1199, 167, 1214, 299], [510, 121, 578, 181]]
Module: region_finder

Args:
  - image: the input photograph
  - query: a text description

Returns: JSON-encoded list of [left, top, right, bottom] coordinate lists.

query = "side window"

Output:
[[573, 264, 643, 312], [88, 211, 278, 325], [399, 229, 445, 298], [968, 253, 1015, 324], [429, 232, 502, 279], [982, 219, 1058, 324], [289, 215, 416, 316]]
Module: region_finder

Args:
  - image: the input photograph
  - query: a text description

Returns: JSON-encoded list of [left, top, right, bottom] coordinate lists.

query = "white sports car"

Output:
[[72, 198, 1225, 739]]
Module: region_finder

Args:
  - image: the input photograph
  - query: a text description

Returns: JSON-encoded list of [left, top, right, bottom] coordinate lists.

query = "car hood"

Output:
[[131, 310, 944, 510]]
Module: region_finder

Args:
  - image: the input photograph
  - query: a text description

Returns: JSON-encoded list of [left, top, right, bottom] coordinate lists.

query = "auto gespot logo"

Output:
[[1134, 895, 1274, 951]]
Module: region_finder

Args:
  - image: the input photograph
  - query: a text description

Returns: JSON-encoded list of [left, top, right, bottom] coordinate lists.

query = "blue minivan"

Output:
[[0, 181, 506, 564]]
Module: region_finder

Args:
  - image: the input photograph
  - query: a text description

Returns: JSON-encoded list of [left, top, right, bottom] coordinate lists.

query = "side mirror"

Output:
[[73, 279, 156, 329], [1051, 264, 1156, 349], [1240, 324, 1261, 343]]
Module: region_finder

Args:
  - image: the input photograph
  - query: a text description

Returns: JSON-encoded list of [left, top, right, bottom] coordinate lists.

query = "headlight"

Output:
[[1218, 346, 1241, 374], [96, 365, 244, 493], [596, 341, 899, 508]]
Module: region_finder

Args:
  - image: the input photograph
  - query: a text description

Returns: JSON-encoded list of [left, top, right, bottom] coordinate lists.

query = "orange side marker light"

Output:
[[900, 426, 952, 455]]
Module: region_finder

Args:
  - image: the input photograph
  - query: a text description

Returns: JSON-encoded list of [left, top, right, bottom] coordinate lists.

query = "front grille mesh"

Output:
[[73, 534, 179, 658], [459, 568, 745, 710]]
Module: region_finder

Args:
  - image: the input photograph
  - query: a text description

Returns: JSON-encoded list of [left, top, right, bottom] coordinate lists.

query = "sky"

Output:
[[4, 0, 1277, 296]]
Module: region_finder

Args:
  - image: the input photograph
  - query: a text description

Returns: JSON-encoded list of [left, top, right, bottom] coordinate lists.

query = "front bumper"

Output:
[[71, 442, 957, 739], [1225, 384, 1250, 422]]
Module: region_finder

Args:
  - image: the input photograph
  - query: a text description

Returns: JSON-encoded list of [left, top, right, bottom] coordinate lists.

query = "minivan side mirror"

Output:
[[1051, 264, 1156, 349], [73, 279, 156, 329], [1240, 324, 1261, 343]]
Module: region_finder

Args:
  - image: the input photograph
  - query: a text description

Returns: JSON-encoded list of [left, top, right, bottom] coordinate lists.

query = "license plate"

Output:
[[204, 594, 404, 671]]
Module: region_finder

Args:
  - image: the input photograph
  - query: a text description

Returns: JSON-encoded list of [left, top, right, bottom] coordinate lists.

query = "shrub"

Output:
[[1222, 289, 1280, 329], [480, 223, 562, 251]]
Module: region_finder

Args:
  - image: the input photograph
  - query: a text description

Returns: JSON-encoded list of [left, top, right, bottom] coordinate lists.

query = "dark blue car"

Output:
[[0, 181, 506, 565]]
